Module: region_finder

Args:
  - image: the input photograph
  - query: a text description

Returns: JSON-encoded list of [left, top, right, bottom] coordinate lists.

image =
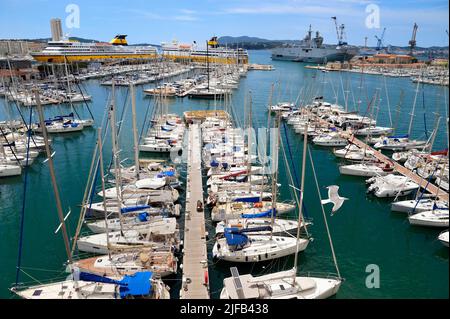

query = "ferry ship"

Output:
[[162, 37, 248, 64], [31, 35, 158, 63]]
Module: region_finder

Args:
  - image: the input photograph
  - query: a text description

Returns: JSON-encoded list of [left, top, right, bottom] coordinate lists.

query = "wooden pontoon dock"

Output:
[[179, 123, 210, 299]]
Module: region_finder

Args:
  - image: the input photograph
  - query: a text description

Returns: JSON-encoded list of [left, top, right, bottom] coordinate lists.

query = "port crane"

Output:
[[408, 23, 418, 56], [375, 27, 386, 51], [331, 16, 347, 45]]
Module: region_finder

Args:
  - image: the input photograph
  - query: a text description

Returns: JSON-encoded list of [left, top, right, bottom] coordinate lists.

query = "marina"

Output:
[[0, 2, 448, 303]]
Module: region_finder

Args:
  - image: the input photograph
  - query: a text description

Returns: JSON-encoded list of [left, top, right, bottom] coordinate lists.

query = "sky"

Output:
[[0, 0, 448, 47]]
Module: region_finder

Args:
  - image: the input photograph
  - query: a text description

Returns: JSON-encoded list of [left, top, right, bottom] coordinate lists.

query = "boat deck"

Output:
[[180, 123, 210, 299], [344, 134, 449, 202]]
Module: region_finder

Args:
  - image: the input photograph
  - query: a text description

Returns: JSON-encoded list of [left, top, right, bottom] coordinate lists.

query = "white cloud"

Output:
[[174, 15, 198, 21], [125, 9, 198, 22]]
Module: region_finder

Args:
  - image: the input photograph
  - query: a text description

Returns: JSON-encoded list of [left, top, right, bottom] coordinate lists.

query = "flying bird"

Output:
[[321, 185, 348, 215]]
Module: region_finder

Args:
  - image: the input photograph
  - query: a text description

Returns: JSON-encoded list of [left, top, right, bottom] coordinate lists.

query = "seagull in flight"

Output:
[[321, 185, 348, 215]]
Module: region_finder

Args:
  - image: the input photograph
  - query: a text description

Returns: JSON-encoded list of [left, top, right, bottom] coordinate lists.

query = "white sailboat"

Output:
[[73, 248, 178, 278], [366, 174, 419, 198], [438, 230, 449, 247], [339, 162, 393, 177], [408, 209, 449, 227], [220, 123, 342, 299], [313, 132, 348, 147], [391, 198, 448, 213], [0, 163, 21, 177]]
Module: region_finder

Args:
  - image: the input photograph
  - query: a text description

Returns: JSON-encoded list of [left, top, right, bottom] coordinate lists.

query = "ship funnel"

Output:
[[110, 35, 128, 46], [207, 36, 219, 48]]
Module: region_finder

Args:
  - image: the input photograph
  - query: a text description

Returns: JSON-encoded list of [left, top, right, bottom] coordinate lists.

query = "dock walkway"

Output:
[[180, 123, 210, 299], [347, 135, 449, 202], [301, 109, 448, 201]]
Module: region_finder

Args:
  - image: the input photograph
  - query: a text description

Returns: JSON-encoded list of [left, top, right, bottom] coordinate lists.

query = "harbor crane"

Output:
[[331, 16, 347, 45], [375, 27, 386, 51], [409, 23, 418, 56]]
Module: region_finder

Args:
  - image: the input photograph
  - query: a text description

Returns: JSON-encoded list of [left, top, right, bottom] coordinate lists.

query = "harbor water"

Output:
[[0, 50, 448, 298]]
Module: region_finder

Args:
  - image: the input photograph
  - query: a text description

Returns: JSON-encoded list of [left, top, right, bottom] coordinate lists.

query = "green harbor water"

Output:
[[0, 50, 448, 299]]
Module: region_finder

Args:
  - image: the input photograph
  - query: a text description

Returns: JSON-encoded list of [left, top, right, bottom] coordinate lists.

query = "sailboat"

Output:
[[12, 270, 169, 299], [220, 124, 343, 299], [212, 112, 310, 263], [11, 88, 169, 299], [438, 230, 449, 247], [408, 209, 449, 227]]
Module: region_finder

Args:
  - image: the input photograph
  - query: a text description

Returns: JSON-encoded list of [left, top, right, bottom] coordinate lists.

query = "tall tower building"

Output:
[[50, 18, 63, 41]]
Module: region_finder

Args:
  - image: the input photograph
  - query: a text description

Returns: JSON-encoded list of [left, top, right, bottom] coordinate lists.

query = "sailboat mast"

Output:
[[110, 81, 125, 231], [247, 92, 252, 189], [97, 127, 111, 258], [130, 83, 140, 180], [292, 123, 308, 285], [408, 75, 421, 136], [270, 113, 281, 240], [35, 89, 72, 264]]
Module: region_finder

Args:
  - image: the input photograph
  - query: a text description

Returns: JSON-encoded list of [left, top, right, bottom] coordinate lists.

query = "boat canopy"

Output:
[[224, 228, 249, 247]]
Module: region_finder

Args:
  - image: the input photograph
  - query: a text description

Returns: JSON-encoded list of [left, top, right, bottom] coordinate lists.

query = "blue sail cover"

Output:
[[242, 208, 276, 219], [224, 228, 249, 247], [79, 272, 121, 286], [121, 205, 151, 214], [388, 134, 409, 139], [221, 162, 229, 169], [118, 271, 153, 298], [79, 271, 154, 298], [232, 196, 261, 203]]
